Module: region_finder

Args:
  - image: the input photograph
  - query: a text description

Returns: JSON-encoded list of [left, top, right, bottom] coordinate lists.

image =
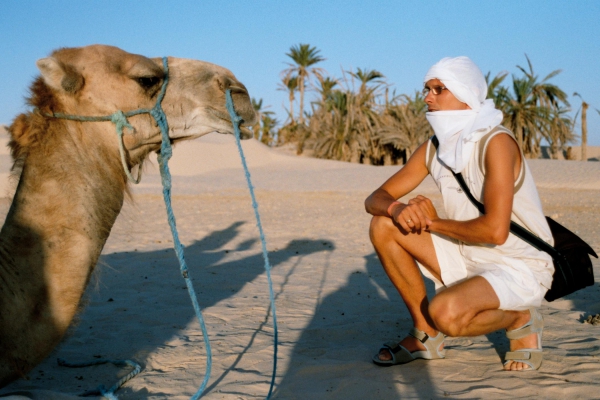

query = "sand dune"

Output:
[[0, 131, 599, 399]]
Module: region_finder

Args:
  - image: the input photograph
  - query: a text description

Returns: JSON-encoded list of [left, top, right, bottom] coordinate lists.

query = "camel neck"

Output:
[[0, 121, 131, 386], [9, 128, 126, 238]]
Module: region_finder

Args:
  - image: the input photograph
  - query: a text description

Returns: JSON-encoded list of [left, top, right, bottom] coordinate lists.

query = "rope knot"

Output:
[[111, 110, 134, 135]]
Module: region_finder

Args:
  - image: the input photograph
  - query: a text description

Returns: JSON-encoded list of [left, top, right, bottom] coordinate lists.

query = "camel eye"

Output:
[[136, 76, 160, 90]]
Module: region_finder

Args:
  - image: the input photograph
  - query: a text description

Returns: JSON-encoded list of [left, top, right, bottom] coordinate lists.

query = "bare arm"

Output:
[[423, 133, 521, 245], [364, 141, 430, 226]]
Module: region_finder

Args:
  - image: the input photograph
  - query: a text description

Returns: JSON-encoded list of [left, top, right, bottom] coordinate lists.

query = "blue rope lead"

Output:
[[48, 57, 276, 399], [55, 58, 212, 399], [154, 64, 212, 400], [225, 89, 278, 399]]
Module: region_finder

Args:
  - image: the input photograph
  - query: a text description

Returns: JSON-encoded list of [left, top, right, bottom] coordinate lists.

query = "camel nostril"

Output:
[[228, 85, 248, 95], [217, 76, 249, 95]]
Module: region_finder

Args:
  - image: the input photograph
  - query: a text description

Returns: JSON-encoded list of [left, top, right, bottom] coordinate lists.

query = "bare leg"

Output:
[[369, 215, 442, 359], [429, 276, 540, 370], [370, 215, 539, 369]]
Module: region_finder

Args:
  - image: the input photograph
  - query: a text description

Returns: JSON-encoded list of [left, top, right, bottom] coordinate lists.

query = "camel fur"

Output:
[[0, 44, 255, 387]]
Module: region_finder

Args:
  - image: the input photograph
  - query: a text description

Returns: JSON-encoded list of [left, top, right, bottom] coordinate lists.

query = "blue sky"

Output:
[[2, 0, 599, 145]]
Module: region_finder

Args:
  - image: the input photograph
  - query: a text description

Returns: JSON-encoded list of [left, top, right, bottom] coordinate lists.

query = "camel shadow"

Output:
[[0, 221, 334, 399], [272, 252, 439, 399], [101, 224, 335, 398]]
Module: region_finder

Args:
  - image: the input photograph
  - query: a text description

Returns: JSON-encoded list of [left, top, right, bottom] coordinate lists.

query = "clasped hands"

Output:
[[389, 195, 439, 232]]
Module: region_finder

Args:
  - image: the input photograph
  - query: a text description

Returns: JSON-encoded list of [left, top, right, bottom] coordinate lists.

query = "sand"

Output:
[[0, 131, 599, 399]]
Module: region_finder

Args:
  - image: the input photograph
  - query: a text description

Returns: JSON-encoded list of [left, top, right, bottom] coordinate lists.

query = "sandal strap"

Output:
[[381, 328, 446, 360], [408, 328, 445, 358], [506, 350, 533, 360], [382, 341, 405, 356], [382, 342, 402, 353], [379, 342, 416, 364], [409, 327, 429, 343], [506, 308, 543, 340], [504, 349, 543, 370]]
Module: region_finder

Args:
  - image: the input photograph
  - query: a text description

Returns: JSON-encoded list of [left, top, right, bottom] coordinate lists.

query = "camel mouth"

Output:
[[229, 124, 253, 139], [238, 125, 253, 139], [207, 108, 253, 139]]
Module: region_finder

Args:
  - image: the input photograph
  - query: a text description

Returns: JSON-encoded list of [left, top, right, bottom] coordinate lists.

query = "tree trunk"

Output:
[[550, 142, 559, 159], [515, 122, 524, 152], [289, 93, 295, 125], [383, 152, 393, 166], [299, 78, 305, 125], [581, 102, 588, 161]]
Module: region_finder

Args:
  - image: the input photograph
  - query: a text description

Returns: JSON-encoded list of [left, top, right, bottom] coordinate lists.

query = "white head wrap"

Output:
[[424, 56, 503, 173]]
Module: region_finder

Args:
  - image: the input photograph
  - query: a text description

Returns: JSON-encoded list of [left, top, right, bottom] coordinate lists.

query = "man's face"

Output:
[[424, 79, 470, 111]]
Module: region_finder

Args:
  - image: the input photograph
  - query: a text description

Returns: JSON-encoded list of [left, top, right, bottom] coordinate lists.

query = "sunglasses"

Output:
[[422, 85, 448, 96]]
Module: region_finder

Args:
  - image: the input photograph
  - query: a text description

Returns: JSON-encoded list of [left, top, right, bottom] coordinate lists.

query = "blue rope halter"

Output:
[[46, 58, 172, 184], [45, 57, 278, 398]]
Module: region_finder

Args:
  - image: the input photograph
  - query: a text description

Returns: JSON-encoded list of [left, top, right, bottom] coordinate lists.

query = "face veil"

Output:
[[424, 56, 503, 173]]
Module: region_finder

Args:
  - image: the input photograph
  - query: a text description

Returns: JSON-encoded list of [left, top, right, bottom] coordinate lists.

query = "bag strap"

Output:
[[430, 135, 562, 259]]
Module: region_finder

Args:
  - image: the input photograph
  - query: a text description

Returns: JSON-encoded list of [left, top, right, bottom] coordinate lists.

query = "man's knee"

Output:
[[369, 215, 395, 245], [429, 294, 469, 337]]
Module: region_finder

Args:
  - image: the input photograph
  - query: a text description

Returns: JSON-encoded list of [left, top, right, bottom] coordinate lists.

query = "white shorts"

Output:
[[418, 232, 547, 311]]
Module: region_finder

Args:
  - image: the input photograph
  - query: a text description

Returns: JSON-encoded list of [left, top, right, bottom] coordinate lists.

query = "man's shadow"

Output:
[[273, 253, 438, 399]]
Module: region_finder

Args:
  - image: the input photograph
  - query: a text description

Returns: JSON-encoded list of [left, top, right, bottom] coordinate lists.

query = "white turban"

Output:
[[424, 56, 503, 173]]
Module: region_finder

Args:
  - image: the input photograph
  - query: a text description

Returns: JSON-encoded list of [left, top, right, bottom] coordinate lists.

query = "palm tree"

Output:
[[376, 91, 431, 164], [498, 56, 572, 158], [485, 71, 509, 108], [259, 114, 279, 146], [251, 97, 264, 139], [278, 73, 298, 125], [574, 93, 588, 161], [311, 96, 373, 163], [546, 105, 575, 159], [316, 76, 338, 104], [284, 43, 325, 124], [349, 68, 384, 95], [517, 55, 569, 110], [251, 97, 277, 145], [310, 68, 386, 164], [501, 75, 549, 157]]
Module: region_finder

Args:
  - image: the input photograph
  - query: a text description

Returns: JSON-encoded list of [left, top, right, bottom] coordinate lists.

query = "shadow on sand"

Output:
[[4, 219, 596, 399], [0, 221, 335, 399], [272, 253, 440, 399]]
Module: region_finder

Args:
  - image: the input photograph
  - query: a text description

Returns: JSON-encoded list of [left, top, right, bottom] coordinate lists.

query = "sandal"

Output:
[[504, 307, 544, 370], [373, 327, 445, 366]]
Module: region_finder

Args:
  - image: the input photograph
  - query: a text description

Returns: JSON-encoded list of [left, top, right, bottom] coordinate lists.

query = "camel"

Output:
[[0, 44, 256, 387]]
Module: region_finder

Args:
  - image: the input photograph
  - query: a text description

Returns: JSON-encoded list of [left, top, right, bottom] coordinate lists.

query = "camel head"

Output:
[[20, 44, 255, 165]]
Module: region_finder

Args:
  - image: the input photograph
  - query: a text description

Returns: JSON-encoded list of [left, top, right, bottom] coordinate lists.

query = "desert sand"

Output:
[[0, 130, 599, 399]]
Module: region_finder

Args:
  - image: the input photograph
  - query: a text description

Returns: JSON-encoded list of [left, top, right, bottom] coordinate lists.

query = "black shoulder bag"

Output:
[[431, 135, 597, 302]]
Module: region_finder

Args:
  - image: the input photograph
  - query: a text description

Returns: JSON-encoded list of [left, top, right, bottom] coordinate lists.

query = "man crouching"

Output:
[[365, 56, 553, 371]]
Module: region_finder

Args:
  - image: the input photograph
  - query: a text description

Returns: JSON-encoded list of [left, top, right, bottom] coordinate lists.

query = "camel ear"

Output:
[[36, 57, 84, 94], [36, 58, 66, 90]]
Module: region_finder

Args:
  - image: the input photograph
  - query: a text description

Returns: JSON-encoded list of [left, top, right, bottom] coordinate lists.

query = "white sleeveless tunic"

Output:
[[424, 126, 554, 310]]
